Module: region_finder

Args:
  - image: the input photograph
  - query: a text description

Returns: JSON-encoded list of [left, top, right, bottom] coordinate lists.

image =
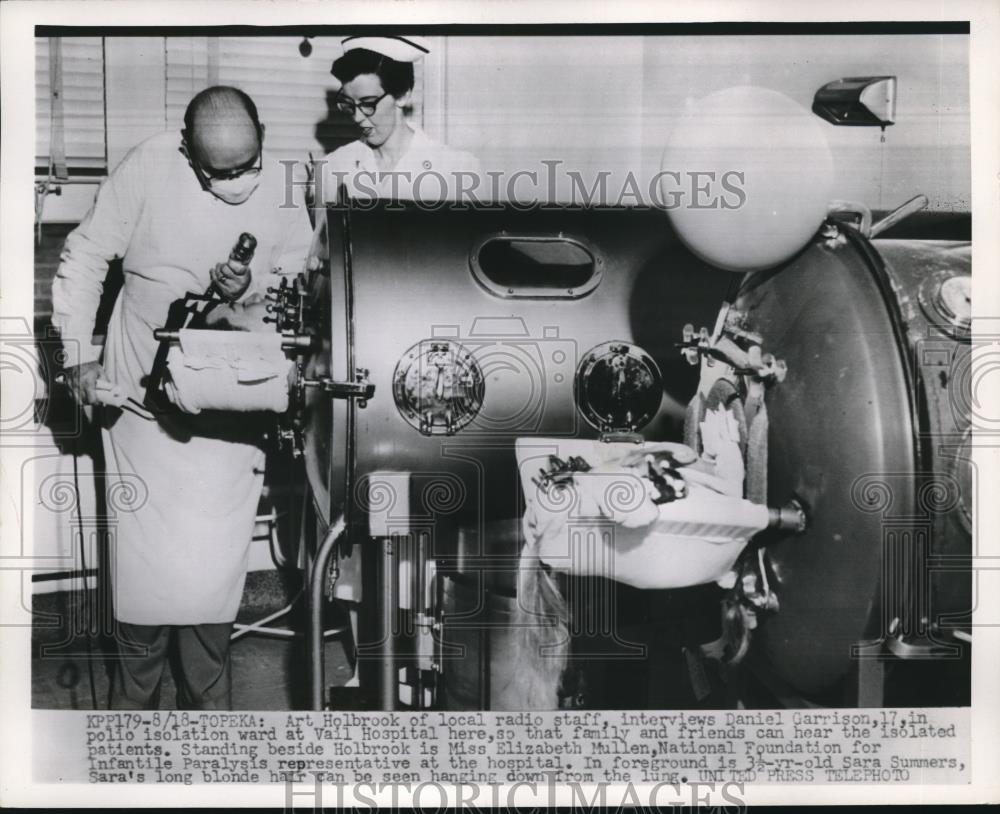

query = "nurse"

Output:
[[308, 37, 481, 695], [315, 35, 482, 204]]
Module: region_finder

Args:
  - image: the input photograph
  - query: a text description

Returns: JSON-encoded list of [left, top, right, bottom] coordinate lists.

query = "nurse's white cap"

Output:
[[340, 35, 431, 63]]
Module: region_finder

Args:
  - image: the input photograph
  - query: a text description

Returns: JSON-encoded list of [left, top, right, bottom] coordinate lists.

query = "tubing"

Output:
[[308, 514, 346, 710]]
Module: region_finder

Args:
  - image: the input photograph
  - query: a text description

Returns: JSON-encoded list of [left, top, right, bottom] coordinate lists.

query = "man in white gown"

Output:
[[52, 86, 313, 709]]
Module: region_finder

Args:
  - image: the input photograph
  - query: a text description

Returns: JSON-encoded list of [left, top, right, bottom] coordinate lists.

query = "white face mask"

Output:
[[208, 173, 261, 205]]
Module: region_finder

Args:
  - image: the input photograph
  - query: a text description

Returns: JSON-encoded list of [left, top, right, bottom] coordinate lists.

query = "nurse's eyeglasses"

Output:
[[334, 91, 390, 118]]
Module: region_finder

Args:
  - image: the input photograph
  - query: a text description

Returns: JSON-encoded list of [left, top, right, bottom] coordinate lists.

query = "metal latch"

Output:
[[678, 318, 787, 386], [301, 368, 375, 407], [263, 274, 315, 334]]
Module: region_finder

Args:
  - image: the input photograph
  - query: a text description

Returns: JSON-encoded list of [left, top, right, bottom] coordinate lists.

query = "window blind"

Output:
[[35, 37, 107, 171], [165, 36, 425, 165]]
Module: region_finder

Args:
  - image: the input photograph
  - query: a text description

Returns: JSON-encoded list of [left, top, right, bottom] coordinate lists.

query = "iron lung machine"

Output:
[[288, 200, 972, 711]]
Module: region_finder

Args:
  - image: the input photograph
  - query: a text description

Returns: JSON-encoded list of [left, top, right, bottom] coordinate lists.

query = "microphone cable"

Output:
[[71, 447, 100, 710]]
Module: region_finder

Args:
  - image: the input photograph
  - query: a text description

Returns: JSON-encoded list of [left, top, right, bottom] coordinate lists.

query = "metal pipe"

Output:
[[479, 624, 491, 710], [152, 328, 313, 350], [766, 499, 808, 533], [414, 533, 427, 708], [280, 334, 316, 350], [34, 176, 105, 186], [308, 514, 345, 710], [231, 600, 297, 642], [869, 194, 929, 238], [377, 537, 399, 710]]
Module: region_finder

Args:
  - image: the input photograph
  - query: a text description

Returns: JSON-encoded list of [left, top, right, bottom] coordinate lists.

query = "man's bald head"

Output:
[[183, 86, 263, 171]]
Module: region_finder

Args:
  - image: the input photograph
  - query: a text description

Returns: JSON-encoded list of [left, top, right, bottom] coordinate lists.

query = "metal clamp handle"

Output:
[[300, 368, 375, 407]]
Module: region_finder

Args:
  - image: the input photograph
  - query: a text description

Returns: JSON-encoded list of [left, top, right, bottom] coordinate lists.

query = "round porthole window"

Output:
[[393, 340, 486, 436], [574, 341, 663, 434]]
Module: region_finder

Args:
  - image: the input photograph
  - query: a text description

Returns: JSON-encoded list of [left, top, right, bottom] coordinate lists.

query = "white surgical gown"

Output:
[[52, 132, 313, 625]]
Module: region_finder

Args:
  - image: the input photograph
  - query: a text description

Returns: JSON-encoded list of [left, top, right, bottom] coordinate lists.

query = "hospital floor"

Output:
[[31, 570, 354, 710]]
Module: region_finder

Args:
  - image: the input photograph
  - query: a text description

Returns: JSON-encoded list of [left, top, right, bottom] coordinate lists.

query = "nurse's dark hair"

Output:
[[331, 48, 415, 98], [183, 86, 263, 138]]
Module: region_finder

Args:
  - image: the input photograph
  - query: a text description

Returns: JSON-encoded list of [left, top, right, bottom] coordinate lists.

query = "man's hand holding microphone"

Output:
[[203, 232, 275, 331], [59, 233, 259, 416], [208, 232, 256, 302]]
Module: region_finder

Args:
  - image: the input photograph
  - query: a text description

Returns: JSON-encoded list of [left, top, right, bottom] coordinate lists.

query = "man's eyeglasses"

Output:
[[334, 91, 390, 118], [182, 140, 263, 185]]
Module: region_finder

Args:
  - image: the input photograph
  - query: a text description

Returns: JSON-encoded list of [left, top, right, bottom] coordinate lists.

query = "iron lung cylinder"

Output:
[[299, 201, 971, 708], [302, 203, 736, 537], [731, 231, 971, 705], [299, 202, 736, 709]]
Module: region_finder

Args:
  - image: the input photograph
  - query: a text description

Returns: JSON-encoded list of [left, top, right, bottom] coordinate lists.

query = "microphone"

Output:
[[230, 232, 257, 266], [208, 232, 257, 299]]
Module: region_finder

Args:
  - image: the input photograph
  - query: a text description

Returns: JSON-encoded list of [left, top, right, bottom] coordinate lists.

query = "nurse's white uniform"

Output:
[[316, 124, 482, 204], [52, 132, 313, 625]]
